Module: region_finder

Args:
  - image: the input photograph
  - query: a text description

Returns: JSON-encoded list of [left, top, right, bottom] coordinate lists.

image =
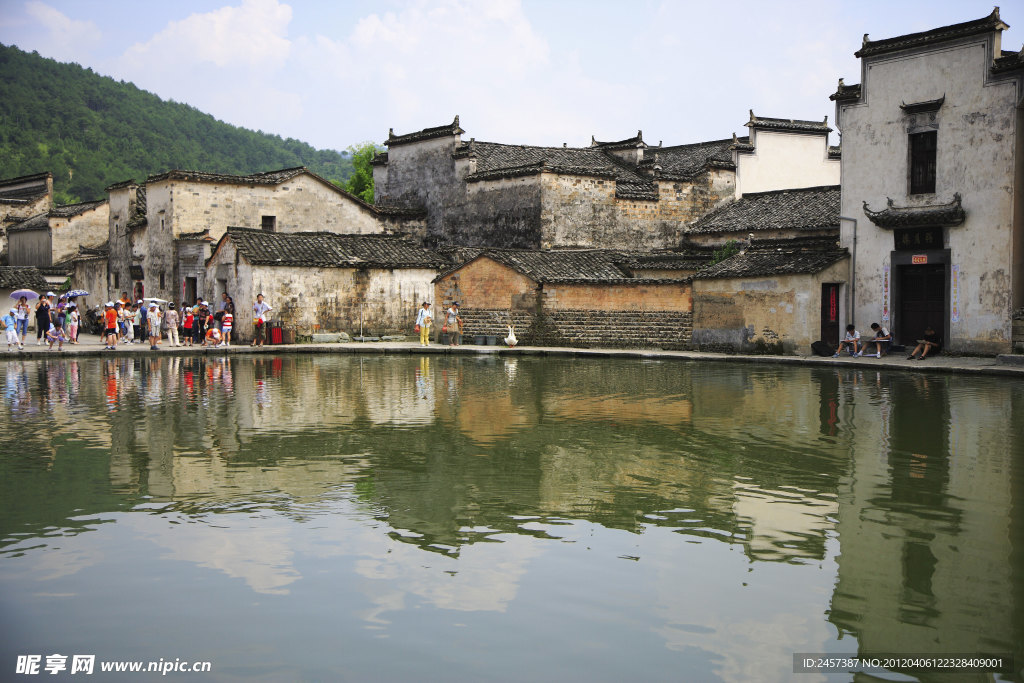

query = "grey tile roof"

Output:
[[216, 227, 449, 269], [746, 112, 831, 135], [863, 193, 965, 229], [147, 166, 309, 186], [0, 172, 52, 203], [640, 139, 737, 181], [695, 237, 848, 280], [829, 79, 862, 102], [992, 48, 1024, 75], [49, 199, 106, 218], [619, 245, 719, 272], [688, 185, 840, 235], [386, 115, 465, 147], [438, 248, 689, 284], [460, 141, 658, 199], [0, 266, 49, 290], [6, 213, 49, 232], [856, 8, 1007, 59]]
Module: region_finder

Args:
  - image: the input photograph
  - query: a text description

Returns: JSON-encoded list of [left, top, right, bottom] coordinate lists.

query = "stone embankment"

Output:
[[3, 334, 1023, 378]]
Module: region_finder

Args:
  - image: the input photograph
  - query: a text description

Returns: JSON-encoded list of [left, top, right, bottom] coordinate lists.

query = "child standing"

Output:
[[3, 308, 21, 351], [68, 305, 80, 343], [183, 305, 194, 346]]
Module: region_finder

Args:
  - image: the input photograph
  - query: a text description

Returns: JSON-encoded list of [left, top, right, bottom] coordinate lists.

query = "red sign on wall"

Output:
[[912, 254, 928, 265]]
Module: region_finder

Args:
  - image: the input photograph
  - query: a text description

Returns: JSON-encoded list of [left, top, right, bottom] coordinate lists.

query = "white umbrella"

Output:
[[144, 297, 169, 304]]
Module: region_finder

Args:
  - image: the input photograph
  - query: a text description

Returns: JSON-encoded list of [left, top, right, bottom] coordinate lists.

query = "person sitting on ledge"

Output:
[[907, 326, 941, 360], [867, 322, 891, 358], [833, 324, 861, 357]]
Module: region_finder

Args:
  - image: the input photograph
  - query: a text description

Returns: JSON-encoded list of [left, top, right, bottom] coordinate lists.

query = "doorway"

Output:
[[897, 263, 946, 344], [184, 277, 197, 306], [820, 283, 840, 347]]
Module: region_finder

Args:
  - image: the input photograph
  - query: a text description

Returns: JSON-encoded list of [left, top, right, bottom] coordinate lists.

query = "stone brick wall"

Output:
[[692, 260, 848, 355], [435, 258, 694, 349], [458, 307, 693, 349], [377, 134, 738, 251], [433, 257, 538, 313], [207, 239, 436, 340], [50, 203, 109, 265], [541, 281, 691, 312]]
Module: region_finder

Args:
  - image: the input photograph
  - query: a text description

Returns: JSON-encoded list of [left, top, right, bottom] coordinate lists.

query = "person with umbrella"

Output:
[[11, 292, 33, 345]]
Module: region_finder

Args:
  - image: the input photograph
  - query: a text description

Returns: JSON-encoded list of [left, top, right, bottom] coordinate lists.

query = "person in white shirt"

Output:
[[251, 294, 272, 347], [414, 302, 432, 346], [833, 324, 862, 357]]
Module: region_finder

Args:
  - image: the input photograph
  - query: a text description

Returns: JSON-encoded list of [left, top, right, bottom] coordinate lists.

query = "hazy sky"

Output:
[[0, 0, 1017, 152]]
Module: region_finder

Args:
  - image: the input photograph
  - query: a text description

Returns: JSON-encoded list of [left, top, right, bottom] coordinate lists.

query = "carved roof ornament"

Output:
[[863, 193, 965, 229]]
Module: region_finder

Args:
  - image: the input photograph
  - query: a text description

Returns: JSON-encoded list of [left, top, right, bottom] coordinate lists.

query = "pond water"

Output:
[[0, 355, 1021, 682]]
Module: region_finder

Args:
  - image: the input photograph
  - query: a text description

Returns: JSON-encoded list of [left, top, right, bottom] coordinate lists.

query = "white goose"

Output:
[[504, 325, 518, 348]]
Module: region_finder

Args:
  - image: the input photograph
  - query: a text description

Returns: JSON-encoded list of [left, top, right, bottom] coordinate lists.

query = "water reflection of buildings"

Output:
[[826, 371, 1023, 674], [3, 356, 1020, 669]]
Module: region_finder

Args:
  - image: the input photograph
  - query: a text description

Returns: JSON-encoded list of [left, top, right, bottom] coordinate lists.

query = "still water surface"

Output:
[[0, 355, 1021, 682]]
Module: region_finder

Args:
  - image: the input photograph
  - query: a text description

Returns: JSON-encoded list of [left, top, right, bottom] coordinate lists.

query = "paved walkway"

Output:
[[4, 333, 1023, 378]]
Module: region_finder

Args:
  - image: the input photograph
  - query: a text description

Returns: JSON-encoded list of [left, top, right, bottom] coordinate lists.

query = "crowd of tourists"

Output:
[[4, 291, 83, 352], [3, 291, 272, 352]]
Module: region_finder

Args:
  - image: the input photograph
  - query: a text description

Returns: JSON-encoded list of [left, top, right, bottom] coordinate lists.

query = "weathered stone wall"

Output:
[[378, 134, 737, 250], [106, 185, 135, 303], [433, 257, 539, 312], [50, 203, 109, 265], [541, 281, 691, 312], [837, 35, 1021, 354], [434, 256, 693, 348], [457, 307, 692, 349], [139, 181, 176, 303], [207, 239, 436, 340], [70, 256, 110, 313], [692, 260, 849, 355], [151, 175, 382, 242]]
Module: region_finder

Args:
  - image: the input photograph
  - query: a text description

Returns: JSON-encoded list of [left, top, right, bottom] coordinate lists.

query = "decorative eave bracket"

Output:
[[863, 193, 965, 229]]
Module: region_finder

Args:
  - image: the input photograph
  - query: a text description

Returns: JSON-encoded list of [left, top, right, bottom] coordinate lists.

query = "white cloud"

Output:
[[121, 0, 292, 70], [19, 1, 102, 62]]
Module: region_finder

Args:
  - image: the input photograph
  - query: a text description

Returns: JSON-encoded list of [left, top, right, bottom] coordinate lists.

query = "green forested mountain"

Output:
[[0, 43, 355, 204]]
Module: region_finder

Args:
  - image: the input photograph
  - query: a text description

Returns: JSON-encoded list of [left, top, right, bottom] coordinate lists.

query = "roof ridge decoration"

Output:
[[387, 115, 464, 147], [830, 78, 862, 102], [863, 193, 966, 229], [591, 130, 648, 150], [856, 7, 1007, 58], [746, 110, 832, 135]]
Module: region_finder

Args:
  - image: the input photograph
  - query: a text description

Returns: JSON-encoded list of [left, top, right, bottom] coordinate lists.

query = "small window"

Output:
[[160, 272, 165, 289], [909, 131, 936, 194], [114, 272, 120, 289], [262, 215, 277, 232]]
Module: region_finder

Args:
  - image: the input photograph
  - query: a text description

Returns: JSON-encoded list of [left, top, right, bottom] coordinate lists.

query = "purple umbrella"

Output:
[[9, 289, 39, 300]]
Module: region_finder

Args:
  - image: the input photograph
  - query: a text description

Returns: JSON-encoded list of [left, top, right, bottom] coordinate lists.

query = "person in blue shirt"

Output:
[[3, 308, 22, 350]]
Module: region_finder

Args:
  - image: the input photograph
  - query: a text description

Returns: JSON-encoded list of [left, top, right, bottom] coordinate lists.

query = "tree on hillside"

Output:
[[342, 142, 381, 204]]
